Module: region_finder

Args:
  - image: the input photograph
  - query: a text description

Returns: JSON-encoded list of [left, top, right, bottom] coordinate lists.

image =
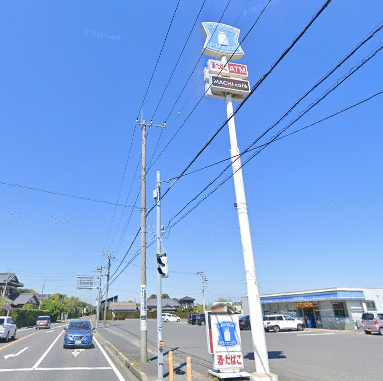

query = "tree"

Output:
[[162, 293, 169, 299], [148, 294, 157, 299]]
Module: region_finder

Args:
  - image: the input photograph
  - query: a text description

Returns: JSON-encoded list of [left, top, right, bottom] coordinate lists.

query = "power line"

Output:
[[165, 45, 383, 231], [0, 180, 137, 209], [148, 0, 271, 173], [136, 0, 181, 119], [164, 88, 383, 180], [159, 0, 333, 203], [105, 0, 333, 283]]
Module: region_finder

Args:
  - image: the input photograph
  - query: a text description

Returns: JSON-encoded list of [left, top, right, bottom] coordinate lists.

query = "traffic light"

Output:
[[157, 254, 168, 278]]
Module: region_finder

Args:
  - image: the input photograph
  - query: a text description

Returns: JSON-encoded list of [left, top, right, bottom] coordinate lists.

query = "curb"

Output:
[[95, 331, 149, 381]]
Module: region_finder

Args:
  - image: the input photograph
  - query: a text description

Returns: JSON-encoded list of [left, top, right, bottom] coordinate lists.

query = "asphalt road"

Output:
[[0, 322, 135, 381], [101, 319, 383, 381]]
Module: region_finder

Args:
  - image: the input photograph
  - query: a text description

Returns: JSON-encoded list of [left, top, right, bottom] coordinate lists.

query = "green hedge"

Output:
[[0, 309, 51, 328]]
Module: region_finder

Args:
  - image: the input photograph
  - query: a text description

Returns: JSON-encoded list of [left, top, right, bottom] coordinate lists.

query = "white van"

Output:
[[361, 312, 383, 335]]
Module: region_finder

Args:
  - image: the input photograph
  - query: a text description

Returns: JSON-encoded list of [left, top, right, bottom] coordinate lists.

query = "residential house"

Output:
[[178, 296, 195, 308], [0, 273, 24, 299], [147, 298, 180, 312], [11, 293, 40, 309]]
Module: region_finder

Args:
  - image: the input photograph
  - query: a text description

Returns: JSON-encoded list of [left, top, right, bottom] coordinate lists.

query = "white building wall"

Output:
[[360, 288, 383, 312]]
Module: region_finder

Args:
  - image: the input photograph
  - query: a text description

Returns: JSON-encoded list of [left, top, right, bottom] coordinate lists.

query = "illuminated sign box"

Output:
[[207, 59, 248, 79]]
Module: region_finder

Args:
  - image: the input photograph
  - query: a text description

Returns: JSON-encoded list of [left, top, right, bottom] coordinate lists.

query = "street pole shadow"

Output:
[[149, 347, 180, 362], [164, 361, 187, 377], [244, 351, 286, 360]]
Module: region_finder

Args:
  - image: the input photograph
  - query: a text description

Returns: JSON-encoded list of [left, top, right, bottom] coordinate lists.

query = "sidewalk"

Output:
[[95, 326, 208, 381]]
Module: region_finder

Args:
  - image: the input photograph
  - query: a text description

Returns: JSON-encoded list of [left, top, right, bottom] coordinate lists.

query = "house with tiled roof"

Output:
[[178, 296, 195, 308], [0, 273, 24, 299], [11, 293, 40, 308], [147, 298, 180, 312]]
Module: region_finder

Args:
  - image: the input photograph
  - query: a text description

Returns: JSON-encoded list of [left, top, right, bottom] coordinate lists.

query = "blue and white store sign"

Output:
[[200, 22, 244, 60], [207, 313, 244, 372]]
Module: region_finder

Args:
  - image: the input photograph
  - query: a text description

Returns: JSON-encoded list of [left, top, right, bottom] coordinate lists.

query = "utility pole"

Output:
[[136, 111, 166, 363], [96, 267, 103, 329], [197, 271, 208, 312], [39, 280, 46, 310], [103, 252, 112, 328]]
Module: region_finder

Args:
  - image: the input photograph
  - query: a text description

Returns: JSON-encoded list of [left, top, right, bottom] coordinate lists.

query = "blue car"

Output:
[[63, 320, 95, 349]]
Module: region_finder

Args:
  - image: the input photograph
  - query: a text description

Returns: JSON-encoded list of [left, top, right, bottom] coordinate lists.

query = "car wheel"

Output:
[[379, 328, 383, 335], [297, 324, 304, 331], [265, 328, 269, 332], [365, 331, 371, 334], [4, 332, 9, 342], [274, 325, 280, 333], [12, 330, 16, 340], [63, 344, 67, 349]]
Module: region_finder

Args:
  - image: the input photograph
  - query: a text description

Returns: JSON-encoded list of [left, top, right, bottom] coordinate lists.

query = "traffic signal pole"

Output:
[[155, 171, 164, 380]]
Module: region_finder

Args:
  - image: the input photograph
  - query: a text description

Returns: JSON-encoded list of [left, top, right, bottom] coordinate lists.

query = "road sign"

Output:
[[76, 276, 94, 290], [5, 305, 11, 311]]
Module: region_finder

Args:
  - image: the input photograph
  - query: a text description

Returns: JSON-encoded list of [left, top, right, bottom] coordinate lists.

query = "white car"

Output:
[[263, 314, 304, 332], [0, 316, 17, 342], [162, 313, 180, 322]]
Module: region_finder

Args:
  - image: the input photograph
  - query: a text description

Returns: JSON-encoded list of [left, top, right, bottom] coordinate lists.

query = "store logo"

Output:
[[200, 22, 244, 60], [216, 321, 239, 347]]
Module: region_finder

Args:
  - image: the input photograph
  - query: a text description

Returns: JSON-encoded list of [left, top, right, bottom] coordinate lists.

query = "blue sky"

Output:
[[1, 0, 382, 305]]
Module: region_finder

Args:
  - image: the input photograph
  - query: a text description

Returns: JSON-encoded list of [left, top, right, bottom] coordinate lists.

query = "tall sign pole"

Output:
[[201, 23, 277, 381], [136, 112, 166, 364]]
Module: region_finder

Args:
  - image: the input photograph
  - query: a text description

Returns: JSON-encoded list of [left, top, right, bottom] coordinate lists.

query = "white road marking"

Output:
[[4, 347, 28, 359], [94, 336, 126, 381], [35, 367, 112, 371], [32, 329, 64, 370], [0, 367, 111, 372], [72, 348, 85, 358], [296, 332, 334, 336]]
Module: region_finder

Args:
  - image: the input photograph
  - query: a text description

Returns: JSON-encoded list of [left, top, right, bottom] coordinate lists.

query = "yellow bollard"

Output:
[[169, 351, 174, 381], [186, 356, 192, 381]]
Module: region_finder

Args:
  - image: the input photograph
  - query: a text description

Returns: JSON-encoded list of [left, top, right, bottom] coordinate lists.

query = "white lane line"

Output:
[[32, 329, 64, 370], [0, 367, 111, 372], [4, 347, 28, 359], [36, 367, 112, 371], [94, 336, 126, 381]]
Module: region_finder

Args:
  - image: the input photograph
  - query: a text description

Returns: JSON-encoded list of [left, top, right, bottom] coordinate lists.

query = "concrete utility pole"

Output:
[[103, 252, 112, 328], [197, 271, 208, 312], [96, 266, 103, 329], [136, 112, 166, 363]]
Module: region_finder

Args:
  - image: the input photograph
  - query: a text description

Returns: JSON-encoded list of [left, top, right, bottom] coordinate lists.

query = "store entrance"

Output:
[[297, 303, 322, 328]]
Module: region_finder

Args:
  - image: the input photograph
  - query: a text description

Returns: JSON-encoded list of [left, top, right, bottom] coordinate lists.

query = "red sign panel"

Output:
[[207, 59, 248, 78]]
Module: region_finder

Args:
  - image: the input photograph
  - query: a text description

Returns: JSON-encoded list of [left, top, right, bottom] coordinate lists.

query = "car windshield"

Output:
[[0, 318, 5, 325], [68, 321, 91, 330]]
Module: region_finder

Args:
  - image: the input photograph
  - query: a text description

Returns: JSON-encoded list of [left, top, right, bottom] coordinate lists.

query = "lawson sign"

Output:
[[206, 312, 245, 372]]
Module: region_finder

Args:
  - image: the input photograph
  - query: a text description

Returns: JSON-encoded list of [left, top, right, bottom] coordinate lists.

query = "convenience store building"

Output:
[[242, 287, 383, 330]]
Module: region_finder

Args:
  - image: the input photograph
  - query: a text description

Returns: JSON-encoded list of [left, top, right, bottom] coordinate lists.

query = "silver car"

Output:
[[0, 316, 17, 342]]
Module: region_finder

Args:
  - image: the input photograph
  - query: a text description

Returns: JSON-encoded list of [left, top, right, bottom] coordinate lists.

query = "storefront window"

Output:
[[333, 301, 347, 318], [365, 300, 377, 311]]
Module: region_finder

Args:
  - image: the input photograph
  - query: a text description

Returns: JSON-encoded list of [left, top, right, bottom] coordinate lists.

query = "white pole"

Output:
[[225, 88, 276, 379]]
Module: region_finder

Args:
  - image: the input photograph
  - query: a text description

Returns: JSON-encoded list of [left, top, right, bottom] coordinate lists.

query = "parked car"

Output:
[[36, 316, 51, 329], [263, 314, 305, 332], [188, 313, 205, 325], [162, 313, 180, 322], [239, 315, 251, 330], [361, 312, 383, 335], [63, 320, 95, 349], [196, 313, 205, 325], [0, 316, 17, 342]]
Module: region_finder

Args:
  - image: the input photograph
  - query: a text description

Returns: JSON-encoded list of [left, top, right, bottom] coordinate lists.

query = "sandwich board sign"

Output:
[[206, 312, 249, 378]]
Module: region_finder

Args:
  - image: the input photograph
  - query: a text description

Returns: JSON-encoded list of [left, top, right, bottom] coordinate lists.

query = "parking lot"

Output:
[[99, 319, 383, 381]]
